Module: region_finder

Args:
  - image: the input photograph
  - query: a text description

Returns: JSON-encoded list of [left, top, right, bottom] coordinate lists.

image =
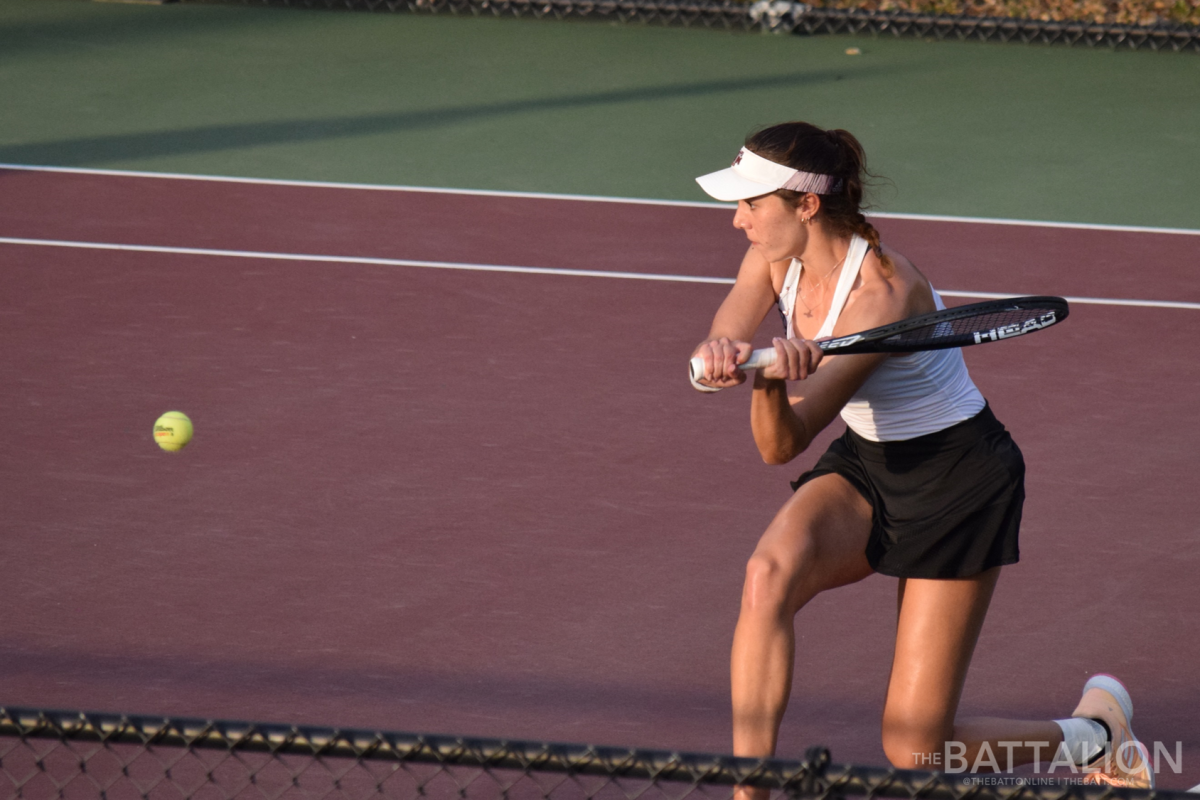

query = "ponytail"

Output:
[[850, 212, 892, 276]]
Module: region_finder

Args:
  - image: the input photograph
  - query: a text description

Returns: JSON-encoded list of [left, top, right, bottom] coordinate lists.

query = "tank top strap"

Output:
[[815, 234, 869, 340]]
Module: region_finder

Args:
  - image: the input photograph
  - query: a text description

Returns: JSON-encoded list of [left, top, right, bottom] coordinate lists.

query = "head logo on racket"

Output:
[[820, 333, 864, 351], [973, 310, 1058, 344]]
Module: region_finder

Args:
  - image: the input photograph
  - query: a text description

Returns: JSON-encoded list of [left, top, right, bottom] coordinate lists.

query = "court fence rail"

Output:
[[0, 707, 1192, 800], [179, 0, 1200, 52]]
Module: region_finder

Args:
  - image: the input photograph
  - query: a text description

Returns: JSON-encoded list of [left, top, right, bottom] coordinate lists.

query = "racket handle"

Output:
[[688, 348, 778, 388], [741, 348, 777, 370]]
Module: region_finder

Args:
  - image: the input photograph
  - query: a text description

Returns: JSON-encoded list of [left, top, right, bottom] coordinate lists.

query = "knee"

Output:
[[742, 544, 814, 616], [883, 734, 946, 771], [881, 719, 950, 771]]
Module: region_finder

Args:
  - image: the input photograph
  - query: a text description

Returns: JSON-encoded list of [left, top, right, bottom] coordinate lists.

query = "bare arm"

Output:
[[692, 246, 782, 389], [751, 351, 885, 464], [749, 265, 923, 463]]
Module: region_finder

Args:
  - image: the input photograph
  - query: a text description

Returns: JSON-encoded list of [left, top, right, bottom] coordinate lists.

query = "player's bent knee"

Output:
[[881, 711, 952, 771], [741, 549, 811, 615], [881, 727, 948, 771], [883, 737, 941, 770]]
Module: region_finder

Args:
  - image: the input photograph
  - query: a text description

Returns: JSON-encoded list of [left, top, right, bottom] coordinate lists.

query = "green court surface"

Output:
[[1, 1, 1198, 223]]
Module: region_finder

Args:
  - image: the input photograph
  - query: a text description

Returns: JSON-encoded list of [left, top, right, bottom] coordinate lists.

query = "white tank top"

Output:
[[779, 235, 985, 442]]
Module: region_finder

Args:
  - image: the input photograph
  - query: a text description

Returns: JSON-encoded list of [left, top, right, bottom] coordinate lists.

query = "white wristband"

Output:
[[689, 367, 722, 393]]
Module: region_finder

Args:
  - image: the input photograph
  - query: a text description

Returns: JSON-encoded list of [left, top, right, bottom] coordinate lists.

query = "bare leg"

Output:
[[882, 569, 1063, 773], [731, 474, 874, 764]]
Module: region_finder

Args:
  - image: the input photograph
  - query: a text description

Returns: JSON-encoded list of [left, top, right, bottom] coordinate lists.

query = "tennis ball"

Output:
[[153, 411, 193, 452]]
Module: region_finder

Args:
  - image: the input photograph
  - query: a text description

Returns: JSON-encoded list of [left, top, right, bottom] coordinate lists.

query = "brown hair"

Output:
[[746, 122, 892, 274]]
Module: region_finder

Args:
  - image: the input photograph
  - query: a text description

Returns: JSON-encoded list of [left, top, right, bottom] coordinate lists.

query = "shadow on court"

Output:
[[0, 68, 892, 166]]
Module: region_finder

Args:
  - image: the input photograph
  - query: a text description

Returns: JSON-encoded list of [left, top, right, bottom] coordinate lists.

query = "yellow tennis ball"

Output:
[[153, 411, 193, 452]]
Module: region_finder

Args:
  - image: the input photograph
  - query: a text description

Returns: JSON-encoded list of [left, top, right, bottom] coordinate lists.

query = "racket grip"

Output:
[[742, 348, 777, 370], [688, 348, 778, 388]]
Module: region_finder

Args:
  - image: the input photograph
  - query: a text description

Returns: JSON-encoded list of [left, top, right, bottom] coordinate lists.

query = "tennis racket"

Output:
[[689, 295, 1068, 385]]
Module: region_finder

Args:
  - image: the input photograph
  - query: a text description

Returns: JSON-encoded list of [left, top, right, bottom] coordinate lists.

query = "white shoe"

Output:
[[1071, 674, 1153, 789]]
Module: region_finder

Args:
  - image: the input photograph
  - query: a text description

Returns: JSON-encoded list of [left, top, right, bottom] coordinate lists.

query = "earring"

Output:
[[801, 216, 811, 224]]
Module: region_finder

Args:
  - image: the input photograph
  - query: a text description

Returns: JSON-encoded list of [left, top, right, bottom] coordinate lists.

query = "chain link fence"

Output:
[[180, 0, 1200, 51], [0, 707, 1193, 800]]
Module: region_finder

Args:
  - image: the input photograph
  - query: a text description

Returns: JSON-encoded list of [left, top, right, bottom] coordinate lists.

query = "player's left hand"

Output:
[[692, 337, 755, 388]]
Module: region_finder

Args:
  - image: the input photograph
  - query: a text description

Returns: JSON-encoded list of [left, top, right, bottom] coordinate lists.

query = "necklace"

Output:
[[796, 254, 846, 318]]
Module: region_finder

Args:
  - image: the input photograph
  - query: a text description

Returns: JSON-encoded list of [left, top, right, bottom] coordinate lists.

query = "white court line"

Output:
[[0, 163, 722, 210], [2, 163, 1199, 236], [4, 235, 1200, 311], [937, 289, 1200, 310], [0, 236, 734, 285]]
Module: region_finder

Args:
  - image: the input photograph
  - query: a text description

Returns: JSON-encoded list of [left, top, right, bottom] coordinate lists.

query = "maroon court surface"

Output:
[[1, 167, 1198, 788]]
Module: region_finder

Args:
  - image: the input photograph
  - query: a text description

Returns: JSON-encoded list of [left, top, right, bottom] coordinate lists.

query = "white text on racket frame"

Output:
[[973, 311, 1058, 344]]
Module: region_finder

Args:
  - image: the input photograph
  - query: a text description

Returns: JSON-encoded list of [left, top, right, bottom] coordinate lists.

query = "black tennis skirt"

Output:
[[791, 403, 1024, 579]]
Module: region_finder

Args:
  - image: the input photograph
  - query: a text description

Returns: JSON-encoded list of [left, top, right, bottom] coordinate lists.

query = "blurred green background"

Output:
[[2, 0, 1198, 227]]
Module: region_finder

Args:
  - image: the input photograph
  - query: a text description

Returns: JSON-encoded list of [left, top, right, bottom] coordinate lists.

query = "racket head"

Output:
[[818, 296, 1069, 354]]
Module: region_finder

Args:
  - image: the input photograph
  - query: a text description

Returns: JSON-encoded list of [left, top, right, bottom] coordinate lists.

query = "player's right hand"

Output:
[[691, 337, 754, 388], [759, 336, 823, 381]]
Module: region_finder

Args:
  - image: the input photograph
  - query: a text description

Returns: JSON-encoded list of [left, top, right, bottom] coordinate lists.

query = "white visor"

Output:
[[695, 147, 840, 201]]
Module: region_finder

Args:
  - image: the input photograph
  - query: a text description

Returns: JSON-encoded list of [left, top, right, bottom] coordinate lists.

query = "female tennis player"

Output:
[[689, 122, 1152, 790]]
